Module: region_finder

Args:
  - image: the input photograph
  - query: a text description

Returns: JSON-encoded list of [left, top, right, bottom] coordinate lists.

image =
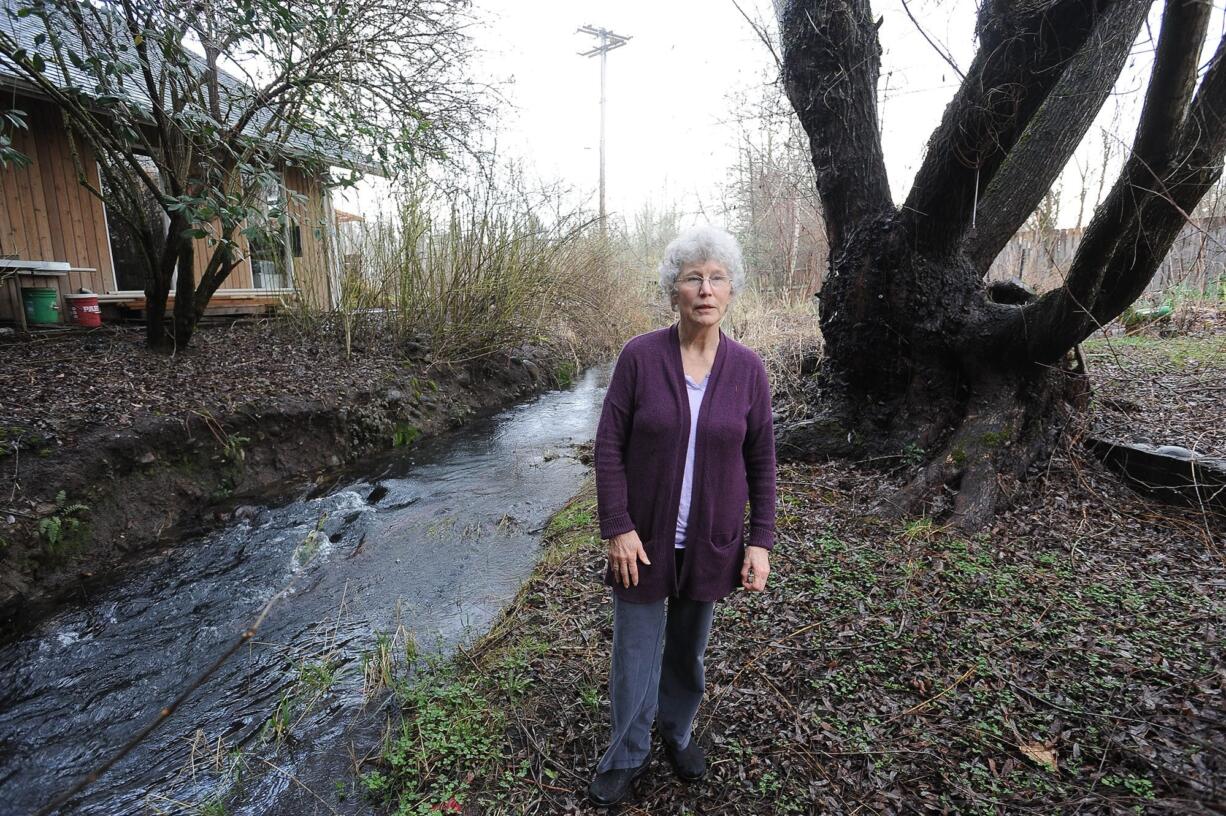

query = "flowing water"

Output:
[[0, 365, 611, 815]]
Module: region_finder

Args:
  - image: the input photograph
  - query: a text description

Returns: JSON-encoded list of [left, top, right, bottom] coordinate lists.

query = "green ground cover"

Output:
[[1082, 334, 1226, 369], [363, 459, 1224, 814]]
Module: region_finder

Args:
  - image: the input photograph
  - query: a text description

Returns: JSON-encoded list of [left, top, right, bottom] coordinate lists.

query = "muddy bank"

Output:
[[0, 364, 612, 816], [0, 324, 578, 639]]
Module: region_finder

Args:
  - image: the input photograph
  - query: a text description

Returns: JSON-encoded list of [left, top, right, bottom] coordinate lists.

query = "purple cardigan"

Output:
[[595, 324, 777, 603]]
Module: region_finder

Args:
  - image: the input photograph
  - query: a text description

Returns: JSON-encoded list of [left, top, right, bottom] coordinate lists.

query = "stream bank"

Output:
[[374, 451, 1225, 816], [0, 360, 613, 816], [0, 321, 584, 640]]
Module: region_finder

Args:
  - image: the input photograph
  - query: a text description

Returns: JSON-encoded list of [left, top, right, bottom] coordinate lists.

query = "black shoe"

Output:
[[588, 755, 651, 807], [664, 738, 705, 782]]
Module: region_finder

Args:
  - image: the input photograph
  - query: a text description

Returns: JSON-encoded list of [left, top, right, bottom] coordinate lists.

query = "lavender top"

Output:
[[674, 373, 708, 548], [595, 324, 777, 603]]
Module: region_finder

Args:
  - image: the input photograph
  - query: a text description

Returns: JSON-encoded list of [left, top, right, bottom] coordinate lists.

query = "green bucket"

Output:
[[21, 287, 60, 324]]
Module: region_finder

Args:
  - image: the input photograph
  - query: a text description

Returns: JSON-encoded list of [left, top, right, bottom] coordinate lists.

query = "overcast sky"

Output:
[[338, 0, 1225, 230], [463, 0, 977, 222]]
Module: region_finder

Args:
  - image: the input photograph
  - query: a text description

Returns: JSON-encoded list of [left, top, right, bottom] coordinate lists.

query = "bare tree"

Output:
[[0, 0, 483, 349], [723, 76, 827, 295], [1071, 100, 1127, 230], [777, 0, 1226, 527]]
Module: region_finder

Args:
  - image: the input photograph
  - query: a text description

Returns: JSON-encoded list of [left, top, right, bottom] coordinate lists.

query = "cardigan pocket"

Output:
[[686, 531, 745, 600]]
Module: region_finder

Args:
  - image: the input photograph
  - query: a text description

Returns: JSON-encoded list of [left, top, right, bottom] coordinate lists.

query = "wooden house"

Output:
[[0, 3, 368, 327]]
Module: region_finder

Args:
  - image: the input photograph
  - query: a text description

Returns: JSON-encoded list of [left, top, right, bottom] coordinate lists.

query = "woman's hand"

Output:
[[608, 531, 651, 588], [741, 546, 770, 592]]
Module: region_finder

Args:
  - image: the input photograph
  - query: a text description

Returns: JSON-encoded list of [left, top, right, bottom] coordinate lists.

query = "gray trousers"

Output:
[[596, 585, 716, 771]]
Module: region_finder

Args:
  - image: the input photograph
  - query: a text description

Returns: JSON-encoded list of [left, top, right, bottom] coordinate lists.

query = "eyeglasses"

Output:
[[676, 274, 732, 291]]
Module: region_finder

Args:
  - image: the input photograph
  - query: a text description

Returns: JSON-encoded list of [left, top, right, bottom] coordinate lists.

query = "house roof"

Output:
[[0, 0, 381, 173], [334, 209, 366, 223]]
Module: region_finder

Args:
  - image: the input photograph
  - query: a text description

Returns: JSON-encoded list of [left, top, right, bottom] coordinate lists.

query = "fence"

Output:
[[986, 215, 1226, 299]]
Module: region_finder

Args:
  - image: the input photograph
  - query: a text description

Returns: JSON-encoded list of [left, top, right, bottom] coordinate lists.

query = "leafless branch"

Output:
[[898, 0, 963, 81], [730, 0, 781, 72]]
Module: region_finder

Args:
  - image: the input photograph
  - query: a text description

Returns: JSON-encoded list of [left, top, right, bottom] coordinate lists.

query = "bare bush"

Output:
[[331, 177, 651, 366]]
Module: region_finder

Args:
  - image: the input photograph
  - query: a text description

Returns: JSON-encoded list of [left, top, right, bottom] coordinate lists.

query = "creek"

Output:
[[0, 364, 610, 815]]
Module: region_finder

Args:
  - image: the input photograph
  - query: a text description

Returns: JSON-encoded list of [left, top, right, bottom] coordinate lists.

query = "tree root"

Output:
[[873, 369, 1079, 531]]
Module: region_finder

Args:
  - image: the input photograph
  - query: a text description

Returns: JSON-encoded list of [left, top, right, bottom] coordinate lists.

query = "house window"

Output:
[[101, 155, 166, 292], [247, 173, 296, 290]]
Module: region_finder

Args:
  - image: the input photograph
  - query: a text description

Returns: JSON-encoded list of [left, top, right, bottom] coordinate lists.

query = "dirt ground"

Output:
[[1085, 305, 1226, 457], [0, 319, 569, 451], [364, 316, 1225, 815]]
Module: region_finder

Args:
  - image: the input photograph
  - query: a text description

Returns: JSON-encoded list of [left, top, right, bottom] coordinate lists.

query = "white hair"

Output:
[[657, 226, 746, 295]]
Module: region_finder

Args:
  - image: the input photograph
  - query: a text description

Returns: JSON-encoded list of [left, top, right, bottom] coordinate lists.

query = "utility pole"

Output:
[[578, 25, 631, 238]]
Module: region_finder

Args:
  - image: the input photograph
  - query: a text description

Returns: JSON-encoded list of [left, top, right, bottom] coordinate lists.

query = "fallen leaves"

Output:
[[398, 442, 1224, 814], [1018, 741, 1058, 773], [0, 323, 413, 453]]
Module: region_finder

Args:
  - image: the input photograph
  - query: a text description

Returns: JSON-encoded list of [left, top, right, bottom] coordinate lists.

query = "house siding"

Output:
[[1, 97, 110, 319], [285, 166, 334, 308], [1, 94, 337, 324]]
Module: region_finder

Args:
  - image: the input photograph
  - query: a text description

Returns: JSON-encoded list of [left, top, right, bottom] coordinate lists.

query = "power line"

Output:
[[577, 24, 631, 236]]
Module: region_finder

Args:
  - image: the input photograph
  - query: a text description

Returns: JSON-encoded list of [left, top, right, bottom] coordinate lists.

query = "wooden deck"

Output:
[[98, 291, 289, 318]]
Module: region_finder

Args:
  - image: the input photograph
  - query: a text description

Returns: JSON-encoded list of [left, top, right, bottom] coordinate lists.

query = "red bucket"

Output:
[[64, 293, 102, 327]]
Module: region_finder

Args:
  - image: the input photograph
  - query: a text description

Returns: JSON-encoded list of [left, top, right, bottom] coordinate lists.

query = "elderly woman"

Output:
[[588, 225, 776, 806]]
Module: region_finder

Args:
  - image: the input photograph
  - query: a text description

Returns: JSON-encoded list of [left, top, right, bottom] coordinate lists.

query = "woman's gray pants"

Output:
[[595, 591, 716, 772]]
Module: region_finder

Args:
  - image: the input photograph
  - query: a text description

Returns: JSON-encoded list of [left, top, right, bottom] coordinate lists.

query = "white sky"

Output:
[[336, 0, 1226, 230], [466, 0, 780, 222]]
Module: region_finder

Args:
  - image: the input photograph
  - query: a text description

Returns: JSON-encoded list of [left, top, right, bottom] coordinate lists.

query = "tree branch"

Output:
[[1133, 0, 1211, 166], [1007, 13, 1225, 364], [1091, 25, 1226, 323], [730, 0, 781, 71], [778, 0, 891, 254], [902, 0, 1122, 257], [899, 0, 963, 81], [965, 1, 1149, 274]]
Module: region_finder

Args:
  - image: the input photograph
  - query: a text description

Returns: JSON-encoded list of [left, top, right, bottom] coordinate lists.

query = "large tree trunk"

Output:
[[777, 0, 1226, 529], [144, 273, 171, 350], [172, 238, 238, 349], [172, 235, 198, 349], [781, 215, 1088, 526]]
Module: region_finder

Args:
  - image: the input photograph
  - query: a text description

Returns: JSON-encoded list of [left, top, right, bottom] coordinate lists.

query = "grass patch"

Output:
[[367, 658, 505, 815], [544, 500, 593, 538], [1082, 333, 1226, 368], [260, 655, 343, 744]]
